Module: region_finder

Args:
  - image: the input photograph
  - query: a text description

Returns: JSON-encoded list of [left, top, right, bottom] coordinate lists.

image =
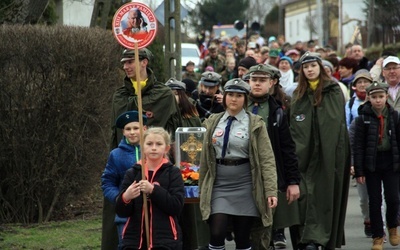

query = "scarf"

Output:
[[130, 78, 148, 94], [355, 91, 367, 101], [249, 93, 270, 104], [279, 69, 294, 90], [308, 79, 319, 91]]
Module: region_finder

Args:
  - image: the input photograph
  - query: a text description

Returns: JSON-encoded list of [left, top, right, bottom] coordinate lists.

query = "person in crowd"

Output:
[[110, 48, 181, 149], [165, 78, 201, 128], [285, 49, 300, 64], [101, 111, 147, 250], [369, 51, 396, 82], [220, 57, 237, 87], [354, 82, 400, 250], [381, 56, 400, 111], [267, 49, 280, 67], [235, 40, 247, 66], [326, 55, 341, 80], [165, 77, 205, 250], [344, 42, 353, 58], [278, 56, 296, 97], [104, 48, 181, 250], [306, 40, 316, 52], [289, 52, 350, 250], [266, 64, 292, 111], [192, 71, 225, 121], [115, 127, 185, 250], [344, 70, 373, 238], [346, 70, 373, 128], [294, 41, 306, 56], [247, 64, 301, 250], [315, 47, 328, 59], [182, 78, 198, 98], [199, 78, 278, 250], [339, 57, 359, 96], [351, 44, 371, 71], [202, 44, 225, 74], [322, 59, 350, 102], [182, 61, 201, 85], [259, 46, 270, 64], [237, 56, 258, 79], [245, 49, 256, 59]]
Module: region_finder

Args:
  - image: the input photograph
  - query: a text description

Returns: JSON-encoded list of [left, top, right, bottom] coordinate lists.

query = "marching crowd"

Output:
[[100, 34, 400, 250]]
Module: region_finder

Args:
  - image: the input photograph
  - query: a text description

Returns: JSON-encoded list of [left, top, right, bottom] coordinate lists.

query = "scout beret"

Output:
[[224, 78, 251, 94], [121, 48, 153, 62], [165, 78, 186, 90], [248, 64, 274, 78], [366, 81, 389, 95], [300, 51, 321, 65], [116, 111, 147, 129], [200, 71, 221, 86]]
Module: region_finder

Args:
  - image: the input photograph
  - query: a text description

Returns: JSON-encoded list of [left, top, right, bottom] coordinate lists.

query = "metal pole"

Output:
[[338, 0, 342, 55]]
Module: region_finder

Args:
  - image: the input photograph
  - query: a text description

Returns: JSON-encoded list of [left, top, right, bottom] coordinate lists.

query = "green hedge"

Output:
[[0, 24, 164, 223]]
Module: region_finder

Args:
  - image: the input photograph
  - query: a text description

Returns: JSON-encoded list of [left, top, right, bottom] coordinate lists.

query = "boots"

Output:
[[371, 237, 384, 250], [388, 227, 400, 246]]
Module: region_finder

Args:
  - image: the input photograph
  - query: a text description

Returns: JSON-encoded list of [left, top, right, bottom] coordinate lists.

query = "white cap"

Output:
[[383, 56, 400, 68]]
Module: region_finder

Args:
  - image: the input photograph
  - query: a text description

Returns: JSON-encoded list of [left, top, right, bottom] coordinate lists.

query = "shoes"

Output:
[[273, 232, 287, 248], [388, 227, 400, 246], [364, 221, 373, 238], [305, 243, 318, 250], [371, 237, 384, 250]]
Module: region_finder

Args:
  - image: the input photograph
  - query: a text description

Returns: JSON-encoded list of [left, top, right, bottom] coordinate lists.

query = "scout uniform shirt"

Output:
[[212, 109, 250, 159]]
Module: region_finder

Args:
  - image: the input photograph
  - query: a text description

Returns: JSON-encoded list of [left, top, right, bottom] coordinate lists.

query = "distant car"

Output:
[[163, 43, 202, 72], [181, 43, 201, 71]]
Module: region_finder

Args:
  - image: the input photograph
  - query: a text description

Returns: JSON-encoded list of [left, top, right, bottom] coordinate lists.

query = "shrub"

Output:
[[0, 24, 120, 223]]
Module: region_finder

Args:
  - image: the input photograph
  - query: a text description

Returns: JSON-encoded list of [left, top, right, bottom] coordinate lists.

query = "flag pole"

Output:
[[134, 42, 150, 249]]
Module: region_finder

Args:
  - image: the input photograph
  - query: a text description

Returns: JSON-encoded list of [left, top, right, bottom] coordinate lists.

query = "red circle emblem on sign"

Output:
[[112, 2, 157, 49]]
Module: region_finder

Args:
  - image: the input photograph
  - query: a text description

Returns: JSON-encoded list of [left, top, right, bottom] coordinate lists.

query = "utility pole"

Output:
[[307, 0, 312, 40], [316, 0, 323, 46], [164, 0, 181, 80], [367, 0, 375, 47]]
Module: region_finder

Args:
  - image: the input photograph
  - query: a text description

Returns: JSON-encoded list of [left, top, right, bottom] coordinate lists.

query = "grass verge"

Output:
[[0, 215, 102, 250]]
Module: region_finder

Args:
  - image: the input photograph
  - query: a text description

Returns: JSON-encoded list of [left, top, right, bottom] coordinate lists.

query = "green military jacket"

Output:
[[201, 54, 226, 73], [199, 111, 277, 227], [289, 80, 350, 248], [110, 68, 182, 149]]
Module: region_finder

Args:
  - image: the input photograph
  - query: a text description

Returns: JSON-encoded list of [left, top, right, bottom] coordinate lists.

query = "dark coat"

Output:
[[110, 68, 182, 149], [353, 102, 400, 177], [289, 80, 350, 249], [192, 89, 225, 121], [115, 160, 185, 250]]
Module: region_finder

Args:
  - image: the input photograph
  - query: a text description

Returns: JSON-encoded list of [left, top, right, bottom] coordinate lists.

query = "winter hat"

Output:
[[238, 56, 257, 70]]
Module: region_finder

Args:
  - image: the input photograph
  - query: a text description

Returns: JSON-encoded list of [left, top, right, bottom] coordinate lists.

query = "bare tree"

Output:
[[247, 0, 275, 23], [0, 0, 50, 24]]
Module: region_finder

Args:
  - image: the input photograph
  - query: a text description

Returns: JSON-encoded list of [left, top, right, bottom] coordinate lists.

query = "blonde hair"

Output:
[[143, 127, 171, 145]]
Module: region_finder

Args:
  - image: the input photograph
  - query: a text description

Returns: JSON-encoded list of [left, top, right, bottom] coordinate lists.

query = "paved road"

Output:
[[224, 183, 392, 249]]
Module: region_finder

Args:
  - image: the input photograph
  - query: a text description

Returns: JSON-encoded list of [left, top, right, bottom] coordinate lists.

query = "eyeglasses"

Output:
[[383, 66, 400, 71]]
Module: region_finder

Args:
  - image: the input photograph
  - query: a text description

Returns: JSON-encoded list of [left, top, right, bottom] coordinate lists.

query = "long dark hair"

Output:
[[176, 90, 199, 118], [294, 60, 331, 106]]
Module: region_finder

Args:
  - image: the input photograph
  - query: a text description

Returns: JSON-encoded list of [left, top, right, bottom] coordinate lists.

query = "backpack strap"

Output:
[[349, 96, 356, 123]]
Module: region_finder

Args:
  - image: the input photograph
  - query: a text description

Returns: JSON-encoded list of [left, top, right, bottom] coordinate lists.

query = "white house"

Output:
[[283, 0, 366, 50], [54, 0, 95, 27]]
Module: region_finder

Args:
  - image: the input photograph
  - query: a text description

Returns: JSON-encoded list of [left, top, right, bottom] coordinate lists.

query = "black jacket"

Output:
[[354, 102, 400, 176], [192, 89, 225, 121], [266, 97, 300, 191], [116, 161, 184, 250]]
